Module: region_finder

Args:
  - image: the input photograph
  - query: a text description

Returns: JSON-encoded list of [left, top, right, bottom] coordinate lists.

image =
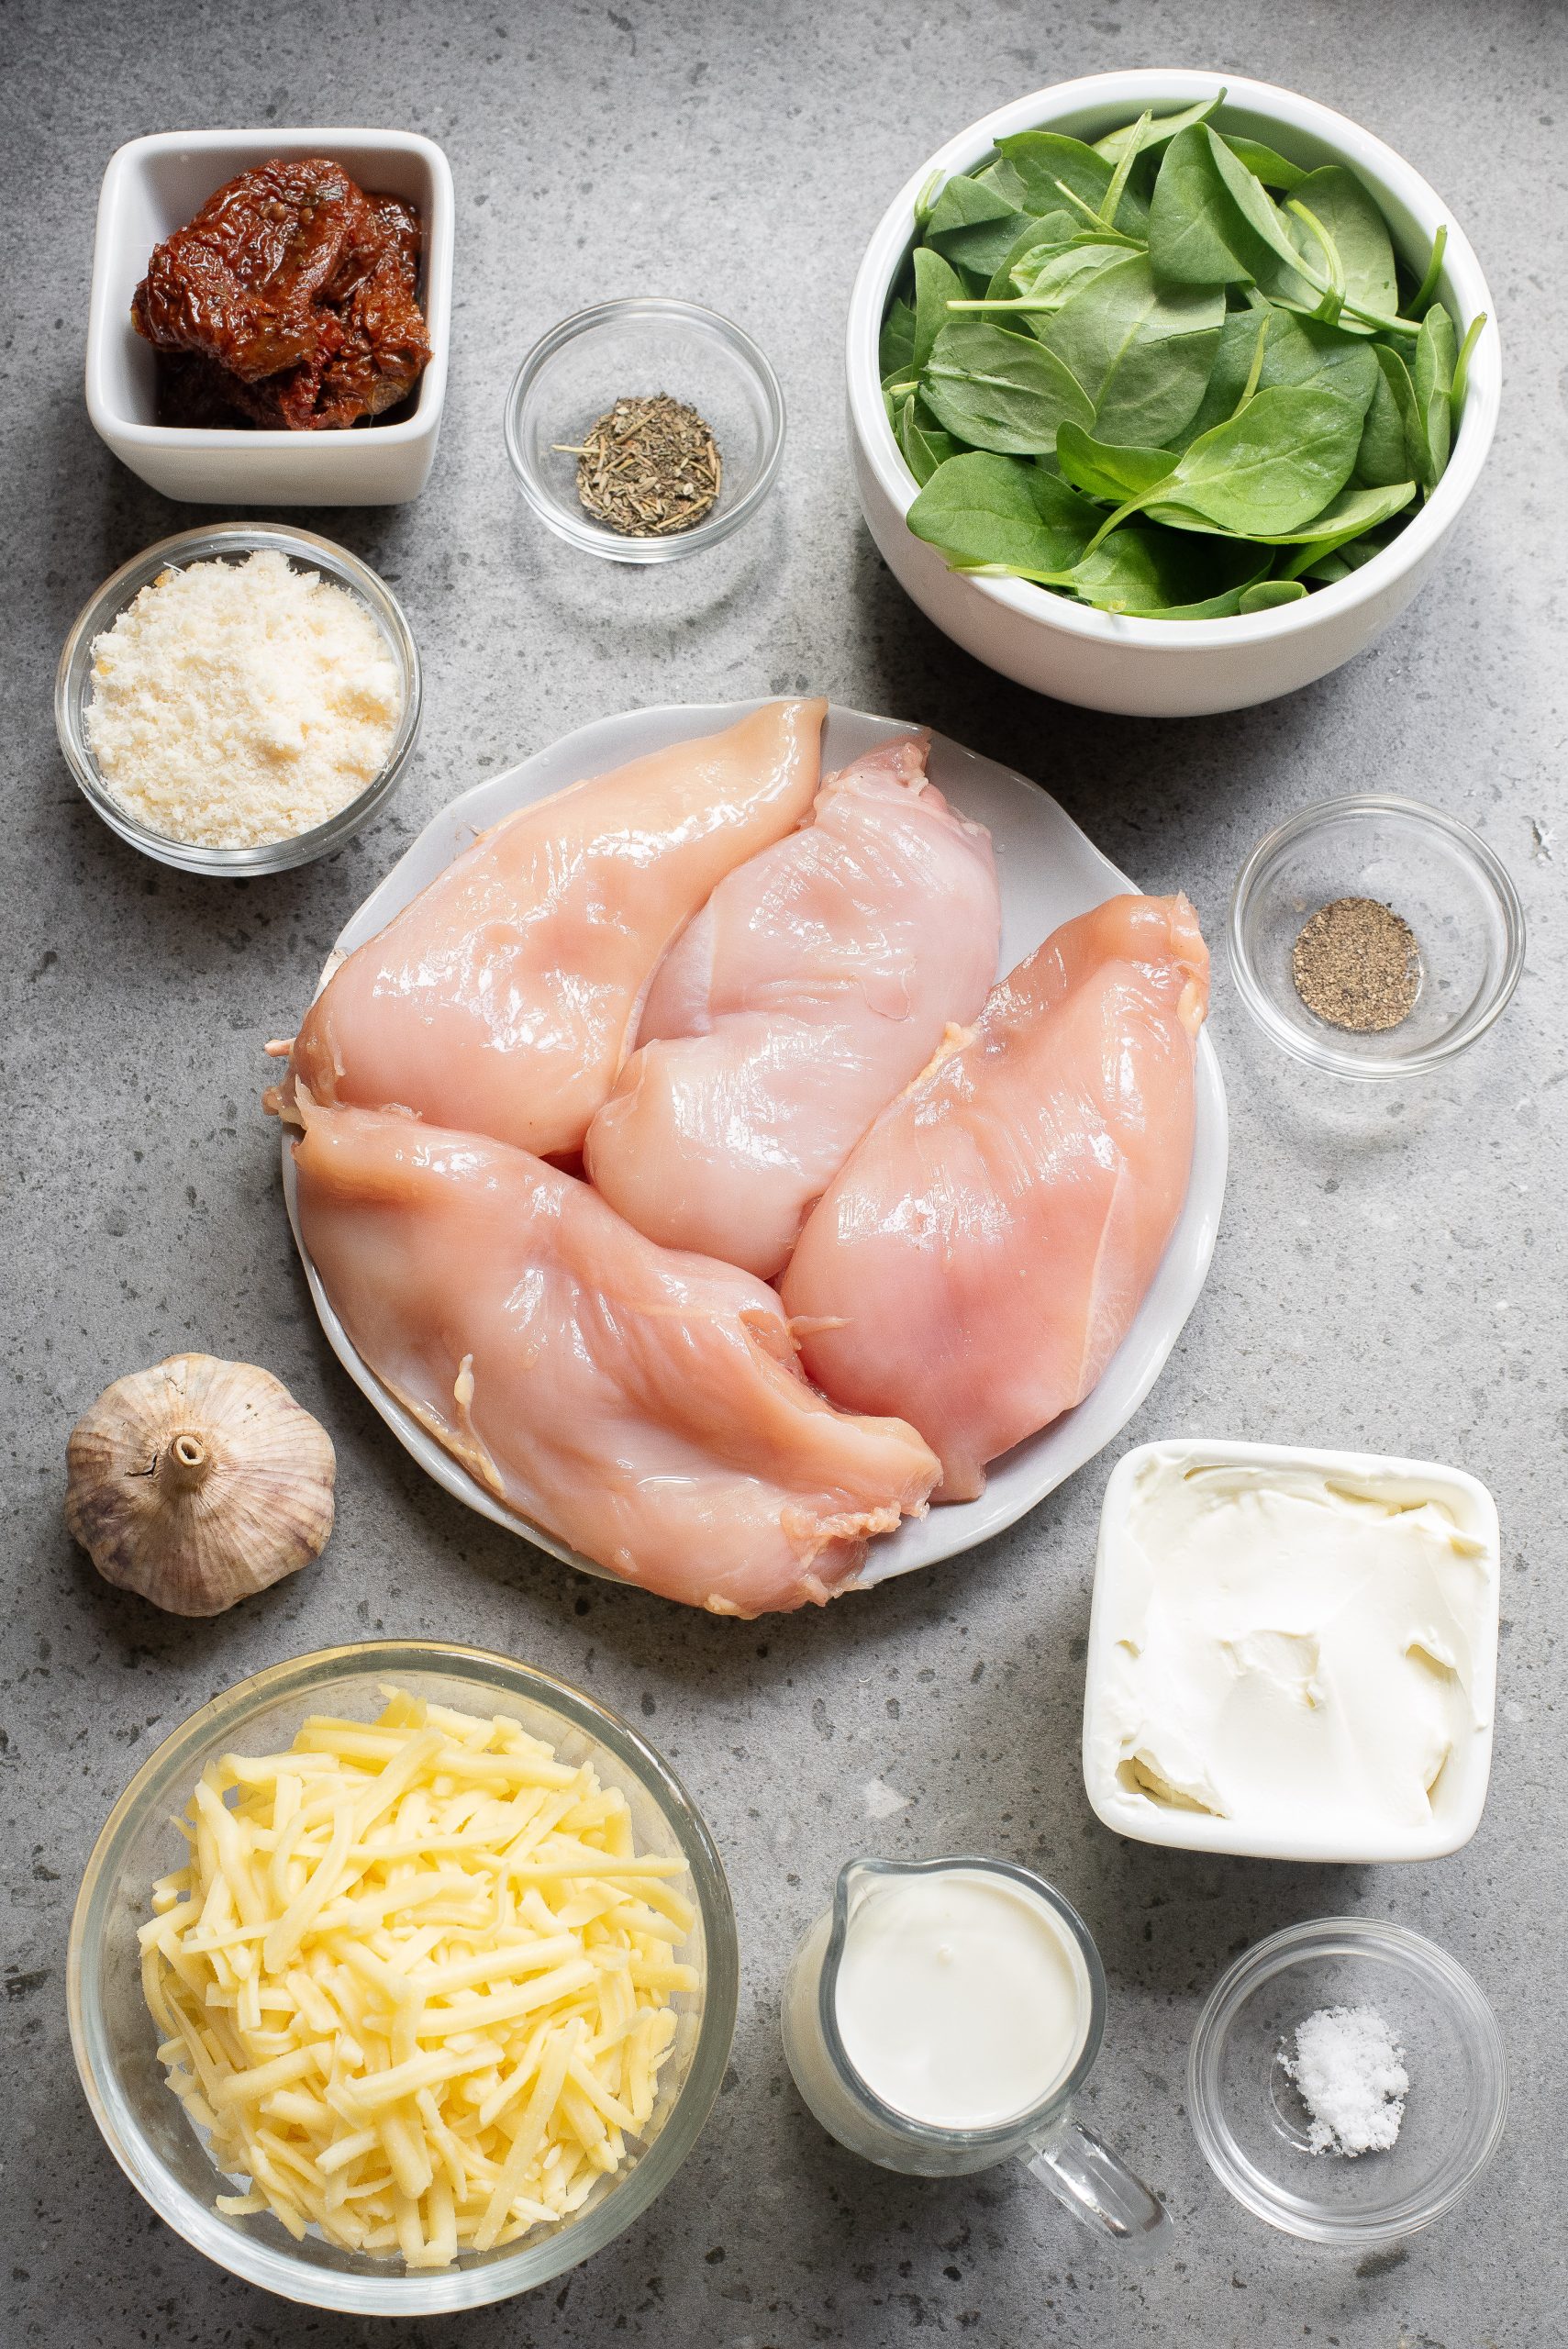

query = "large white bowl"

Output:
[[86, 128, 453, 507], [281, 701, 1227, 1599], [846, 70, 1500, 717]]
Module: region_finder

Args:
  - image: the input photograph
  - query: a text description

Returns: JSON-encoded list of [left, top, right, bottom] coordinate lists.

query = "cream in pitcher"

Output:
[[782, 1855, 1169, 2246]]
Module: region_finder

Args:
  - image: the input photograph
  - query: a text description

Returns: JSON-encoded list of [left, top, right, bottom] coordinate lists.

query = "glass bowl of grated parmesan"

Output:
[[1187, 1917, 1507, 2244], [67, 1641, 737, 2312], [56, 524, 422, 875]]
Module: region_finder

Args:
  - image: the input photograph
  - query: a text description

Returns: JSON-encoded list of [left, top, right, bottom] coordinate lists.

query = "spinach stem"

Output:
[[1052, 178, 1124, 234], [1409, 224, 1448, 318], [1097, 112, 1148, 229], [1450, 312, 1486, 418], [1285, 197, 1346, 327], [1230, 312, 1272, 418]]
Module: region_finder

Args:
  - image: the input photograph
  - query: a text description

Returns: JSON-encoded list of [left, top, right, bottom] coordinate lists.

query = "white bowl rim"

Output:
[[86, 126, 453, 450], [846, 68, 1501, 653]]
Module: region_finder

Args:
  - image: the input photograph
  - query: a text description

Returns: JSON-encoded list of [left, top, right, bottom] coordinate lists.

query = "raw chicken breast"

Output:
[[781, 895, 1209, 1502], [292, 1097, 939, 1615], [287, 700, 826, 1158], [584, 736, 1000, 1279]]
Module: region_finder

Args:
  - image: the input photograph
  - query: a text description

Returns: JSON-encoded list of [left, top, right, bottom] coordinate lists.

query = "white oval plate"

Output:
[[283, 702, 1228, 1592]]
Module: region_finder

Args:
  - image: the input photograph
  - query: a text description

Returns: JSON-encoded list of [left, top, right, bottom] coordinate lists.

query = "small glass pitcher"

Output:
[[781, 1855, 1170, 2249]]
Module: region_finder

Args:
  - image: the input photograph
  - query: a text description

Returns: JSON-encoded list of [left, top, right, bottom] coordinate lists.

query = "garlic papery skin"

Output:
[[65, 1354, 335, 1616]]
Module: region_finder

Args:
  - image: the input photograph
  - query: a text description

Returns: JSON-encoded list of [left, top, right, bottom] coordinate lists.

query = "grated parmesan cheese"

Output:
[[86, 549, 401, 850], [139, 1685, 696, 2267]]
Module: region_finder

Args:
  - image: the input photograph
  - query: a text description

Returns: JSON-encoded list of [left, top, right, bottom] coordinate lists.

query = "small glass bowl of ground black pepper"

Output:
[[1229, 796, 1525, 1078], [504, 298, 784, 562]]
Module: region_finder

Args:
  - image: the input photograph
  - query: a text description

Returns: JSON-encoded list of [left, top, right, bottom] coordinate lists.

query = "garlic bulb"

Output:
[[65, 1354, 335, 1616]]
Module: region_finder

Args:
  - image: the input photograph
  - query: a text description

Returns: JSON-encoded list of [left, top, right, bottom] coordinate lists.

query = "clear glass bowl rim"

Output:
[[502, 295, 785, 562], [1187, 1914, 1508, 2244], [815, 1855, 1107, 2148], [1227, 792, 1527, 1078], [54, 522, 423, 876], [67, 1638, 740, 2314]]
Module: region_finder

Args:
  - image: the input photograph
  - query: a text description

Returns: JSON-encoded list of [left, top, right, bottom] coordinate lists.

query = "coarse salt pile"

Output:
[[1280, 2004, 1408, 2156], [86, 549, 401, 850]]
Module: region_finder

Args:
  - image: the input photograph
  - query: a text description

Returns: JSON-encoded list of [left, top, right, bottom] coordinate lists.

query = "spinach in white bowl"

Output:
[[880, 91, 1485, 621]]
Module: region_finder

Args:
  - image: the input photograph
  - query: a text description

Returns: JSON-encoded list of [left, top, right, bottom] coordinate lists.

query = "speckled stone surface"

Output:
[[4, 1, 1564, 2342]]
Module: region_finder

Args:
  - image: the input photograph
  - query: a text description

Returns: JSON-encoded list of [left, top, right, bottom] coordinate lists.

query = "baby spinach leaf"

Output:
[[957, 239, 1134, 327], [995, 130, 1151, 233], [1238, 579, 1308, 611], [921, 319, 1095, 453], [1102, 383, 1365, 540], [926, 174, 1027, 277], [907, 451, 1101, 570], [1094, 93, 1224, 166], [1056, 421, 1174, 504], [1284, 166, 1398, 336], [1153, 477, 1417, 545], [1016, 239, 1134, 313], [911, 248, 964, 374], [1414, 302, 1457, 481], [1170, 308, 1377, 451], [1053, 527, 1269, 614], [985, 212, 1084, 297], [897, 395, 960, 487], [1147, 126, 1313, 299], [1038, 252, 1224, 445], [1218, 134, 1307, 193], [879, 297, 916, 383], [1351, 358, 1409, 485], [1372, 343, 1436, 489], [1300, 529, 1390, 583]]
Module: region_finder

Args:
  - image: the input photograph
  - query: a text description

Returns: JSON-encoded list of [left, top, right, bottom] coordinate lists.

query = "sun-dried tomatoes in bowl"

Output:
[[85, 130, 453, 506], [132, 156, 433, 432]]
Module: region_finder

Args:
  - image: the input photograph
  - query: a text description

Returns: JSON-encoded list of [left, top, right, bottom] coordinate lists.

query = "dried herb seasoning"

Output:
[[1292, 896, 1419, 1032], [560, 395, 722, 536]]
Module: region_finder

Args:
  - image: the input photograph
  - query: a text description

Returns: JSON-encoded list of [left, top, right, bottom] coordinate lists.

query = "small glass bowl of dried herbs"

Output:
[[1228, 796, 1524, 1078], [505, 298, 784, 562]]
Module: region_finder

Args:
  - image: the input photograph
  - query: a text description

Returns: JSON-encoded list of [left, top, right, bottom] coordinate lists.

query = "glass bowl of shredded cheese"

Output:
[[55, 524, 422, 876], [67, 1642, 737, 2312]]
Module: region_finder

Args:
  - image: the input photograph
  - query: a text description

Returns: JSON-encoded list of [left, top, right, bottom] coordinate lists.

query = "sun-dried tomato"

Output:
[[132, 158, 432, 431]]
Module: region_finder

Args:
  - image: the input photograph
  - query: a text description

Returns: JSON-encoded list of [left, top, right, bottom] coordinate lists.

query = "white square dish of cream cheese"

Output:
[[1082, 1440, 1501, 1862]]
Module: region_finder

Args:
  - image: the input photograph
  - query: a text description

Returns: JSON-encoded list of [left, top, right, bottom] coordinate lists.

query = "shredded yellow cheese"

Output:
[[139, 1686, 696, 2266]]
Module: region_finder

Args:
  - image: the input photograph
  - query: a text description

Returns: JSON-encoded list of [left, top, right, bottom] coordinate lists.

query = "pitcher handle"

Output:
[[1020, 2116, 1171, 2252]]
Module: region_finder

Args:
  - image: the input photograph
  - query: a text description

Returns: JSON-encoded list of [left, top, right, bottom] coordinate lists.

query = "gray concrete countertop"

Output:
[[4, 2, 1563, 2343]]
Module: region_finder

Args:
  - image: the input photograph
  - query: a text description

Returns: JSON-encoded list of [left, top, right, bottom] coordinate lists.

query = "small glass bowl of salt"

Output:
[[1188, 1918, 1507, 2244]]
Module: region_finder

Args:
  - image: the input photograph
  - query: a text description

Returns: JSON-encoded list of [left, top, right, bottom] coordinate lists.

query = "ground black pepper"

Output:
[[1292, 896, 1420, 1032]]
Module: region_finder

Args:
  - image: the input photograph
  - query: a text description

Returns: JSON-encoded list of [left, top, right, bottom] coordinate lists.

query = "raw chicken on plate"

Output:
[[286, 698, 825, 1158], [585, 734, 1001, 1278], [291, 1095, 940, 1615], [781, 895, 1210, 1503]]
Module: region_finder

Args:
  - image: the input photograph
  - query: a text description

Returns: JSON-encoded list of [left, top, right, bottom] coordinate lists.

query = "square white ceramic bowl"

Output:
[[85, 128, 453, 506], [1082, 1438, 1500, 1862]]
